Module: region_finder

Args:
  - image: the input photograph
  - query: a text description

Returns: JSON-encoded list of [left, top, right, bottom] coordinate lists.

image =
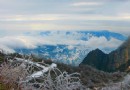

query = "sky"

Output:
[[0, 0, 130, 36], [0, 0, 130, 53]]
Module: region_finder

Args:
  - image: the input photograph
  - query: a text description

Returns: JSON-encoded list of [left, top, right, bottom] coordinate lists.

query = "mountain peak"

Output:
[[94, 48, 104, 53], [86, 49, 106, 57], [80, 48, 109, 71]]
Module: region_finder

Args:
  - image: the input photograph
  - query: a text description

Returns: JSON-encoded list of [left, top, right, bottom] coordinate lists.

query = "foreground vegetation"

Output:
[[0, 52, 129, 90]]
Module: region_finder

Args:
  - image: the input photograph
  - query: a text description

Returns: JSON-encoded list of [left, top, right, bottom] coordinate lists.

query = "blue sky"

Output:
[[0, 0, 130, 36]]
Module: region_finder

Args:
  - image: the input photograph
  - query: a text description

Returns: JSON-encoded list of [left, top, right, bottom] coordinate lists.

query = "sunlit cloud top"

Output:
[[0, 0, 130, 35]]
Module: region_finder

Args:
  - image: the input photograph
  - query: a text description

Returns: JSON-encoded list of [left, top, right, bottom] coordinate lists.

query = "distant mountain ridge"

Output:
[[15, 30, 127, 66], [39, 30, 127, 41], [80, 37, 130, 72]]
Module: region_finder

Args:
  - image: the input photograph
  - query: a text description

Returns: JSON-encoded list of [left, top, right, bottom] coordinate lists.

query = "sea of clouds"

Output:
[[0, 31, 124, 54]]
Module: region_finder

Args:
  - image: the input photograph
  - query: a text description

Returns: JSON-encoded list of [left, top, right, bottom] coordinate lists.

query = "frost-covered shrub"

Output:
[[101, 74, 130, 90], [121, 74, 130, 89], [0, 57, 86, 90], [0, 61, 30, 90]]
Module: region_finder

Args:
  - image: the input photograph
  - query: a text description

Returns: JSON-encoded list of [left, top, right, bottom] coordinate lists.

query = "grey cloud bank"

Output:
[[0, 0, 129, 35]]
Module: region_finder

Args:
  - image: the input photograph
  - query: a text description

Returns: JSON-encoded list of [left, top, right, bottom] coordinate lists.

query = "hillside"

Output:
[[109, 37, 130, 71], [80, 37, 130, 72], [0, 53, 125, 89]]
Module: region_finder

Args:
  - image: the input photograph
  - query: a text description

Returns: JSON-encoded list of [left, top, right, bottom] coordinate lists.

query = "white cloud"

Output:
[[0, 36, 37, 49], [1, 14, 130, 22], [0, 31, 124, 53], [0, 14, 60, 21], [0, 13, 130, 35], [82, 36, 123, 49], [0, 44, 15, 53], [71, 2, 103, 6]]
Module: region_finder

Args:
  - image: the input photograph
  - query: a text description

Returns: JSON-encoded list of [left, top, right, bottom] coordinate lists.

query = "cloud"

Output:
[[82, 36, 123, 49], [1, 14, 130, 22], [0, 14, 60, 21], [71, 2, 103, 6], [0, 0, 130, 36], [0, 31, 124, 53], [0, 36, 37, 49], [0, 44, 15, 53], [0, 13, 130, 35]]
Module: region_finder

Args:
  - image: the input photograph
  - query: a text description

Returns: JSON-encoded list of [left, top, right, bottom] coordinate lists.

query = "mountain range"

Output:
[[80, 37, 130, 72], [39, 30, 126, 41], [14, 30, 127, 66]]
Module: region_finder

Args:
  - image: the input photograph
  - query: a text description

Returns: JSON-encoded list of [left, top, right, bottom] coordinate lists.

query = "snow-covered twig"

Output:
[[0, 57, 84, 90], [15, 58, 57, 81]]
